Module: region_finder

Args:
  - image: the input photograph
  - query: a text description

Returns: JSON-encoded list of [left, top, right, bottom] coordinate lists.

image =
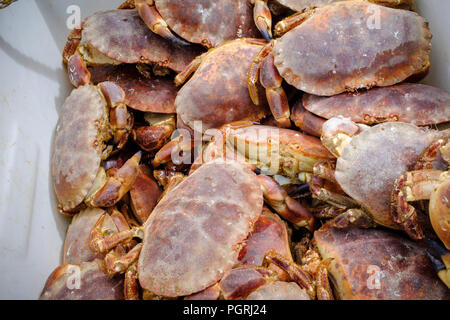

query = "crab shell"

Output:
[[300, 83, 450, 126], [230, 125, 335, 177], [273, 1, 431, 96], [52, 85, 108, 212], [275, 0, 414, 12], [153, 0, 261, 48], [63, 208, 118, 265], [39, 260, 124, 300], [137, 160, 263, 297], [314, 227, 450, 300], [176, 39, 270, 132], [81, 9, 204, 73], [335, 122, 441, 228], [89, 65, 177, 113]]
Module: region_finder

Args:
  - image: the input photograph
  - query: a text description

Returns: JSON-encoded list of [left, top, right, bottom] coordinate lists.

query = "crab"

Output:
[[63, 9, 204, 87], [174, 38, 271, 132], [88, 160, 265, 299], [119, 0, 266, 48], [155, 122, 335, 228], [39, 260, 124, 300], [291, 83, 450, 137], [310, 117, 442, 230], [52, 82, 141, 213], [313, 226, 450, 299], [248, 1, 432, 125]]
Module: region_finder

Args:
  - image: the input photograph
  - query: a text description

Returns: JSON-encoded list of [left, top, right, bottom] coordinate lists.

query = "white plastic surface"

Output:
[[0, 0, 448, 299]]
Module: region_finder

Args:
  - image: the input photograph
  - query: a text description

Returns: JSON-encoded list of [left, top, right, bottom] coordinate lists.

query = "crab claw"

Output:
[[152, 135, 193, 168], [135, 0, 191, 46], [425, 238, 450, 289], [262, 250, 315, 299], [257, 174, 314, 230], [89, 151, 142, 208], [252, 0, 273, 42], [67, 51, 91, 87]]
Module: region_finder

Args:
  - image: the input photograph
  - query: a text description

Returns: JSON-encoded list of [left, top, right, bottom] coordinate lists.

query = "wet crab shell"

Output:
[[335, 122, 441, 228], [39, 260, 124, 300], [82, 9, 204, 72], [314, 227, 450, 300], [302, 83, 450, 126], [89, 65, 177, 113], [52, 85, 108, 212], [137, 160, 263, 297], [275, 0, 414, 12], [154, 0, 261, 48], [176, 39, 270, 132], [274, 1, 432, 96]]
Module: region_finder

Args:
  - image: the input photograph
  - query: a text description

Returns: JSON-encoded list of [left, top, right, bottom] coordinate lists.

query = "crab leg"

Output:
[[315, 259, 334, 300], [257, 175, 314, 230], [90, 221, 144, 253], [262, 250, 315, 299], [248, 42, 273, 106], [135, 0, 190, 46], [151, 135, 194, 168], [63, 28, 82, 64], [291, 101, 326, 137], [274, 9, 315, 37], [174, 51, 208, 86], [124, 263, 140, 300], [89, 151, 142, 208], [252, 0, 272, 42], [106, 243, 143, 275], [260, 52, 291, 127], [390, 169, 444, 240]]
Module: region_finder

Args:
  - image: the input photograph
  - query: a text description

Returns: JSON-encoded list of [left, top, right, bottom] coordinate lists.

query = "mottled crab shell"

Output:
[[89, 65, 177, 113], [138, 160, 263, 297], [63, 208, 117, 265], [154, 0, 261, 48], [302, 83, 450, 126], [274, 1, 432, 96], [314, 227, 450, 300], [275, 0, 414, 12], [39, 260, 124, 300], [52, 85, 107, 211], [176, 39, 270, 132], [335, 122, 441, 228], [246, 281, 311, 300], [82, 9, 203, 72]]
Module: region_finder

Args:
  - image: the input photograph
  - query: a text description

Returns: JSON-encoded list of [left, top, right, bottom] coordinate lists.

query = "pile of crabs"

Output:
[[40, 0, 450, 300]]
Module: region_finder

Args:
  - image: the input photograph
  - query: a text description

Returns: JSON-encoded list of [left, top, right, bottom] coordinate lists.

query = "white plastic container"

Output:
[[0, 0, 448, 299]]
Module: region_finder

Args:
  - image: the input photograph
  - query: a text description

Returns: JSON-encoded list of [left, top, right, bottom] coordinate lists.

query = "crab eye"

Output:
[[391, 115, 399, 122], [363, 114, 371, 122]]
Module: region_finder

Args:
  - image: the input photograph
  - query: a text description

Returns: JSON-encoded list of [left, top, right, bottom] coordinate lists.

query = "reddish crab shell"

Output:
[[39, 260, 124, 300], [314, 227, 450, 300], [81, 9, 203, 72], [176, 39, 270, 132], [273, 1, 431, 96], [300, 83, 450, 126], [89, 65, 177, 113], [63, 208, 117, 265], [275, 0, 414, 12], [335, 122, 441, 228], [52, 85, 107, 212], [246, 281, 311, 300], [137, 160, 263, 297], [152, 0, 261, 48]]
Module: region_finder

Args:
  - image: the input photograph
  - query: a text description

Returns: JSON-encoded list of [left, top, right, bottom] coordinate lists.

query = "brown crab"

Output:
[[314, 226, 450, 299], [311, 118, 442, 230], [63, 9, 204, 87], [174, 39, 271, 132], [52, 82, 140, 213], [291, 83, 450, 137], [88, 160, 265, 298], [120, 0, 267, 48], [248, 1, 432, 125], [39, 260, 124, 300]]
